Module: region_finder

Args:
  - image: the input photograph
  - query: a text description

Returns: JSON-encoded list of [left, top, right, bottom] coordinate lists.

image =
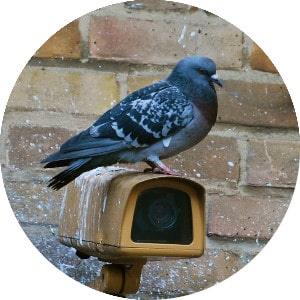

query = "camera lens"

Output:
[[131, 187, 193, 244], [148, 199, 177, 230]]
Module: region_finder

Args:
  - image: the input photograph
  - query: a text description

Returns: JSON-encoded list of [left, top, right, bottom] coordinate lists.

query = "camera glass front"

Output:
[[131, 187, 193, 244]]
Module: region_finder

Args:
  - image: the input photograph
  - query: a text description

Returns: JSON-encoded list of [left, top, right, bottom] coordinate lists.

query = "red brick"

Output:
[[249, 43, 278, 73], [246, 139, 299, 187], [89, 16, 242, 68], [124, 0, 193, 11], [8, 125, 75, 169], [107, 134, 240, 182], [35, 20, 81, 59], [164, 135, 240, 181], [217, 80, 297, 128], [208, 194, 290, 240], [6, 123, 239, 184]]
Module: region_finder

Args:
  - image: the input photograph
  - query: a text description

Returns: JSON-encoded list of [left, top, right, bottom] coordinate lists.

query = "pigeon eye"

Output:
[[198, 69, 207, 74]]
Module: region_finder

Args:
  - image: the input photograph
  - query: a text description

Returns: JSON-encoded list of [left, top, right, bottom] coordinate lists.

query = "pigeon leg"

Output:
[[146, 158, 180, 176]]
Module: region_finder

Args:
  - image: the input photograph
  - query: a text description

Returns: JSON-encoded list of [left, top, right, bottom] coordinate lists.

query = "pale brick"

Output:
[[35, 20, 81, 59], [246, 139, 299, 187], [208, 194, 290, 240], [127, 74, 164, 93], [217, 80, 297, 128], [250, 43, 278, 73], [89, 16, 243, 68], [8, 66, 119, 115]]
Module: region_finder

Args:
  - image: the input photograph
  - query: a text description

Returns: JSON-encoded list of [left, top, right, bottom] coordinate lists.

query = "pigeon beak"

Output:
[[211, 74, 223, 87]]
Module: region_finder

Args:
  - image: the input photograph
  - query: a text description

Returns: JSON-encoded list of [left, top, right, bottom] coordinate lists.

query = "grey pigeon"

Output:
[[41, 56, 222, 190]]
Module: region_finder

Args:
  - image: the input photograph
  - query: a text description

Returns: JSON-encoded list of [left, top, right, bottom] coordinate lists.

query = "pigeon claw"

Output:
[[146, 160, 180, 176], [152, 166, 181, 176]]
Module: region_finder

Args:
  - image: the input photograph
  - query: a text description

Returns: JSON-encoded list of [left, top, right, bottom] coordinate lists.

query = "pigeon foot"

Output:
[[146, 160, 180, 176]]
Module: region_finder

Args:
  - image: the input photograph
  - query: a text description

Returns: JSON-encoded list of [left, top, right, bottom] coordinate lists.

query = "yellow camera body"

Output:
[[58, 167, 205, 264]]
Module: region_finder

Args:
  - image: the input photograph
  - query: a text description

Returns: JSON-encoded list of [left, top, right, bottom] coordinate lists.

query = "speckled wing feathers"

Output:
[[90, 81, 194, 148]]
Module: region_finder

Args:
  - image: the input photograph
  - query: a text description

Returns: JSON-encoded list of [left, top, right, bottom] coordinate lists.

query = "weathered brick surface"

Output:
[[217, 80, 297, 128], [23, 224, 105, 282], [164, 134, 240, 181], [35, 20, 81, 59], [6, 123, 240, 183], [5, 181, 63, 224], [246, 139, 299, 187], [208, 194, 290, 240], [23, 222, 248, 297], [250, 43, 278, 73], [8, 125, 74, 169], [140, 249, 243, 295], [8, 66, 119, 115], [89, 16, 243, 68]]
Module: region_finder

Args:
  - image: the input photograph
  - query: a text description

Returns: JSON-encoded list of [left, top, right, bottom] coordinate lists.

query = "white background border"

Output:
[[0, 1, 299, 299]]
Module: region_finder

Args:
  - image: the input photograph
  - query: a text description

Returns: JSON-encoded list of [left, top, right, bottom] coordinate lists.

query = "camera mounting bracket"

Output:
[[87, 260, 146, 296]]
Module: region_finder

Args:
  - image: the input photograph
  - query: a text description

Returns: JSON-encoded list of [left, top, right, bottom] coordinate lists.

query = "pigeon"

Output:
[[41, 55, 222, 190]]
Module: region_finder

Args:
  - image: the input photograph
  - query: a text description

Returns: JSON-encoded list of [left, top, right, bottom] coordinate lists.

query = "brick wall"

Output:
[[1, 1, 299, 298]]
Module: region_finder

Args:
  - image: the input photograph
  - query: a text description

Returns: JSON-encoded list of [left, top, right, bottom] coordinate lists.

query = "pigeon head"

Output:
[[167, 56, 222, 98]]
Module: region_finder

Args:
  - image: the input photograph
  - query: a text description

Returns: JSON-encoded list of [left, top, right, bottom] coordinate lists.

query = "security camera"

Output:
[[58, 167, 206, 296]]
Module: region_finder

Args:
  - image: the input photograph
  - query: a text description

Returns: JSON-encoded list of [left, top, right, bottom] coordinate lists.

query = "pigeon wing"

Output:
[[43, 81, 194, 164], [90, 81, 194, 148]]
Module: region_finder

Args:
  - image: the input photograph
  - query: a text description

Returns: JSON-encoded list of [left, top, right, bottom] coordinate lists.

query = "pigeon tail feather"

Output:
[[47, 154, 118, 190]]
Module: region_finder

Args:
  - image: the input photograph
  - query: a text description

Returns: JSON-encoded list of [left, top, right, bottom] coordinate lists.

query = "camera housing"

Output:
[[58, 167, 206, 264]]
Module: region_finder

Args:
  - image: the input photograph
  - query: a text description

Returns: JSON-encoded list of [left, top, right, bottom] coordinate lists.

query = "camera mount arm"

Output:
[[88, 262, 146, 297]]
